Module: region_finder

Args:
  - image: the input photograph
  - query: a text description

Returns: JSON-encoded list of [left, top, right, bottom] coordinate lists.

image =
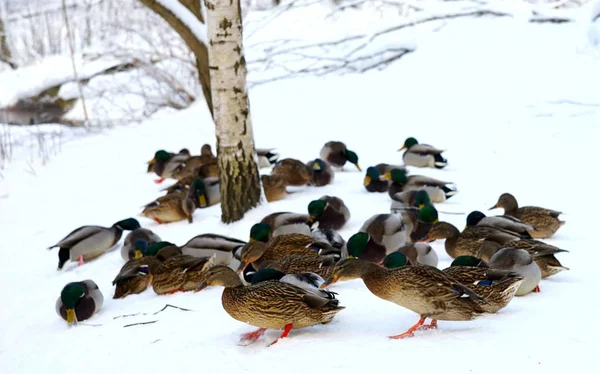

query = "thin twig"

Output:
[[113, 312, 147, 320], [153, 304, 192, 315], [123, 320, 158, 328]]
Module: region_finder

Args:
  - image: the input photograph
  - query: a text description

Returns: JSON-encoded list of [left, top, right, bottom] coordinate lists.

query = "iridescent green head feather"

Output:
[[404, 137, 418, 148], [414, 190, 431, 208], [466, 211, 486, 227], [114, 218, 141, 231], [250, 223, 271, 242], [145, 241, 176, 257], [366, 167, 380, 179], [251, 268, 286, 285], [417, 205, 439, 223], [345, 150, 359, 165], [347, 232, 370, 258], [61, 282, 85, 309], [383, 252, 408, 269], [308, 199, 327, 217], [155, 150, 171, 162], [451, 256, 484, 267], [389, 169, 408, 184]]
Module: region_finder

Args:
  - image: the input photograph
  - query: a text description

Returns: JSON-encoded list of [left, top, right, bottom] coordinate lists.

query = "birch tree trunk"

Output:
[[205, 0, 261, 223], [0, 6, 17, 69]]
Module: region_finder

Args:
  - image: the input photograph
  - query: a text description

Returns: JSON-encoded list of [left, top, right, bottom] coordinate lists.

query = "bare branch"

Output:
[[152, 304, 192, 315], [123, 320, 158, 328]]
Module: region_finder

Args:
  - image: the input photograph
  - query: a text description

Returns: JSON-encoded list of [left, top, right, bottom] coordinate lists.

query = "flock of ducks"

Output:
[[51, 137, 568, 346]]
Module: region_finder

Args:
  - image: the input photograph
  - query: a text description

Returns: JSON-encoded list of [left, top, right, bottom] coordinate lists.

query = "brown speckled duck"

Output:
[[262, 174, 289, 202], [271, 158, 312, 186]]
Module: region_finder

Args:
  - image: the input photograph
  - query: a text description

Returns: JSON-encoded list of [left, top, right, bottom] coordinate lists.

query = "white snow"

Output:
[[1, 4, 600, 374], [155, 0, 208, 45]]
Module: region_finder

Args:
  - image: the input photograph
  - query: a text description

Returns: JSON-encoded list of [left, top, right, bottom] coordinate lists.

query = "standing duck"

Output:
[[120, 228, 161, 261], [56, 280, 104, 326], [466, 210, 534, 239], [271, 158, 312, 186], [49, 218, 140, 270], [398, 137, 447, 169], [307, 195, 350, 230], [196, 265, 344, 346], [488, 248, 542, 296], [321, 258, 485, 338], [489, 193, 565, 239], [320, 141, 361, 171], [382, 169, 457, 202], [261, 174, 289, 202], [306, 158, 334, 187]]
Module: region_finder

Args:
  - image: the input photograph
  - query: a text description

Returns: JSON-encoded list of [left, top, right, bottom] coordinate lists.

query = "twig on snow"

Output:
[[113, 312, 147, 319], [153, 304, 192, 315], [124, 320, 158, 328]]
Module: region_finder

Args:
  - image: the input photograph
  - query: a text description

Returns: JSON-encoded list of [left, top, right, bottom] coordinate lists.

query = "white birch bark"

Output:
[[205, 0, 260, 223]]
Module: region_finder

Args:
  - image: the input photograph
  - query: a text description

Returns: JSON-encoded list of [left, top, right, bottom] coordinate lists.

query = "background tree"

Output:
[[0, 4, 17, 69], [206, 0, 261, 223]]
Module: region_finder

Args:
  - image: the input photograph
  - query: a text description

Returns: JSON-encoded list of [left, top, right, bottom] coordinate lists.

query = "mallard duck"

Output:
[[403, 204, 439, 243], [451, 255, 489, 268], [396, 242, 439, 267], [181, 233, 246, 265], [120, 228, 161, 261], [271, 158, 312, 186], [307, 195, 350, 230], [321, 258, 485, 338], [426, 221, 522, 259], [237, 234, 329, 273], [196, 265, 344, 346], [306, 158, 334, 187], [320, 141, 361, 171], [257, 148, 280, 168], [56, 280, 104, 326], [150, 150, 190, 183], [147, 148, 190, 174], [48, 218, 140, 270], [398, 137, 447, 169], [466, 210, 534, 239], [390, 189, 431, 214], [488, 248, 541, 296], [310, 227, 347, 261], [501, 239, 569, 278], [172, 159, 220, 185], [251, 268, 338, 300], [252, 212, 311, 241], [113, 245, 162, 299], [170, 144, 217, 180], [489, 193, 565, 238], [359, 213, 407, 252], [441, 265, 524, 313], [382, 169, 457, 202], [261, 174, 288, 202], [363, 163, 406, 193]]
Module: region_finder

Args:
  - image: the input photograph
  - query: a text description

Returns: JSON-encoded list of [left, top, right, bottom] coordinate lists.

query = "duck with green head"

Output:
[[363, 167, 389, 193], [307, 196, 350, 231], [320, 141, 361, 171], [390, 189, 431, 214], [466, 210, 534, 239], [56, 280, 104, 326], [398, 137, 447, 169], [150, 149, 189, 183], [251, 212, 311, 241], [48, 218, 141, 270], [306, 158, 334, 187], [383, 169, 457, 203], [121, 228, 161, 261], [406, 204, 439, 243]]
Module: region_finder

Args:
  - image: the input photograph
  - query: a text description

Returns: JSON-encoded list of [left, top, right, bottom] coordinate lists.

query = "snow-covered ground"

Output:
[[1, 7, 600, 374]]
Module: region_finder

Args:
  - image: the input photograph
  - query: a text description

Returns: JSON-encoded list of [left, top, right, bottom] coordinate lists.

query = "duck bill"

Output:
[[312, 162, 321, 170], [382, 172, 392, 180], [363, 176, 371, 186], [148, 157, 156, 164], [488, 203, 499, 211], [198, 195, 208, 208], [236, 261, 248, 274], [355, 164, 362, 172], [134, 249, 143, 259], [418, 204, 425, 209], [398, 145, 407, 151], [66, 308, 76, 325], [249, 237, 255, 242], [195, 282, 207, 292], [320, 277, 338, 289], [425, 236, 435, 243]]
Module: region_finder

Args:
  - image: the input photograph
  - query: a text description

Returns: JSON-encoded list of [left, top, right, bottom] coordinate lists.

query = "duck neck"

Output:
[[444, 224, 460, 255]]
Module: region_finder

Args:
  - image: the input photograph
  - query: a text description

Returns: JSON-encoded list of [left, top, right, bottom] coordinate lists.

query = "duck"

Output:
[[48, 218, 141, 270], [321, 258, 485, 339], [310, 227, 347, 261], [257, 148, 280, 168], [501, 239, 569, 278], [403, 204, 439, 243], [466, 210, 534, 239], [398, 137, 447, 169], [450, 255, 489, 268], [359, 213, 407, 252], [196, 265, 344, 346], [363, 163, 406, 193], [390, 189, 431, 214], [306, 158, 334, 187], [251, 212, 311, 241], [251, 268, 338, 300], [170, 144, 217, 180], [320, 141, 361, 171], [56, 280, 104, 326], [382, 169, 457, 202], [147, 148, 190, 174], [141, 178, 220, 224], [120, 228, 161, 261], [170, 159, 219, 185], [113, 243, 164, 299], [426, 221, 523, 259], [271, 158, 312, 186], [261, 174, 288, 202], [150, 149, 190, 183], [488, 248, 541, 296], [396, 242, 439, 267], [307, 195, 350, 230], [180, 233, 246, 265], [489, 193, 565, 238], [237, 234, 330, 274]]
